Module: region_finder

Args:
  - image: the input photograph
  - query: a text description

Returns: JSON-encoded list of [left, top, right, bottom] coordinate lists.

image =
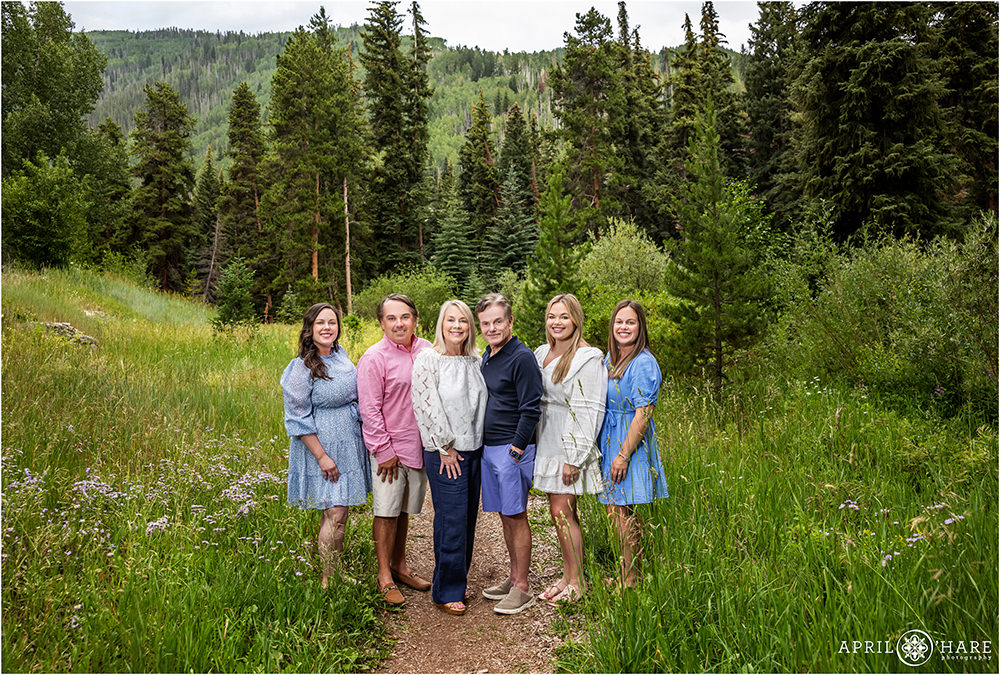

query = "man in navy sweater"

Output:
[[475, 293, 543, 615]]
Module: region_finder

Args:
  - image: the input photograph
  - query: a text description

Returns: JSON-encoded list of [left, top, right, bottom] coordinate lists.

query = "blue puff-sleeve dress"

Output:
[[281, 348, 372, 509], [597, 349, 669, 505]]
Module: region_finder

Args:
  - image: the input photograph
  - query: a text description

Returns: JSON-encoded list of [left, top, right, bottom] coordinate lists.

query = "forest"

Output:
[[2, 2, 998, 671]]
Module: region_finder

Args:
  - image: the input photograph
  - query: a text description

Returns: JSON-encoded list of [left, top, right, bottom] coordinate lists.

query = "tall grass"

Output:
[[2, 268, 391, 672], [554, 375, 997, 672]]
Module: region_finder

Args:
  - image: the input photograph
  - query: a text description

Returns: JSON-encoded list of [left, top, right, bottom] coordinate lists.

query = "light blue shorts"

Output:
[[481, 443, 535, 516]]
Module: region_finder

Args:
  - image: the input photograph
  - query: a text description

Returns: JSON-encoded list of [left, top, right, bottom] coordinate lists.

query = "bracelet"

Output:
[[617, 452, 630, 461]]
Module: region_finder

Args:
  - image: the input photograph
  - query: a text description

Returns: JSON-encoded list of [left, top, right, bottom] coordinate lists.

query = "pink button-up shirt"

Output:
[[357, 334, 431, 469]]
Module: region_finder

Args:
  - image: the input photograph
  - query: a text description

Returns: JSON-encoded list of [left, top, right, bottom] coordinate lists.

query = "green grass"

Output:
[[2, 267, 392, 672], [550, 376, 997, 672], [4, 266, 996, 672]]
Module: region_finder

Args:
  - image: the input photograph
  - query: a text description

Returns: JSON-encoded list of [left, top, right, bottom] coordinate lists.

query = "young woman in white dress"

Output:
[[532, 293, 607, 604]]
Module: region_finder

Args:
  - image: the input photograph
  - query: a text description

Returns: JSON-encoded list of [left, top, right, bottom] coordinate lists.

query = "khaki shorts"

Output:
[[371, 461, 428, 518]]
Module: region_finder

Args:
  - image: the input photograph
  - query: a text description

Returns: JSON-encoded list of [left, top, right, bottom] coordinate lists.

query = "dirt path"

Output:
[[377, 491, 566, 674]]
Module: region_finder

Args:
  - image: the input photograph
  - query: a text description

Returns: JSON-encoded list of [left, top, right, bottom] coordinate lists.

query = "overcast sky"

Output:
[[63, 1, 763, 53]]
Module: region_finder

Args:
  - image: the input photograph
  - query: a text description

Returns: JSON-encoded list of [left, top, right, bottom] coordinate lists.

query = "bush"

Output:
[[352, 263, 457, 336], [578, 217, 668, 292], [766, 213, 998, 418], [101, 249, 155, 288], [212, 257, 257, 332], [578, 284, 678, 371]]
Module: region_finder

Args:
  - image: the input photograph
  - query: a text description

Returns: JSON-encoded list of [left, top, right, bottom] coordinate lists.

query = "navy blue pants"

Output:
[[423, 448, 481, 604]]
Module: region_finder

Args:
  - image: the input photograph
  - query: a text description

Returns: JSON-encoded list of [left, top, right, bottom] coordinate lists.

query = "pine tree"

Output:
[[698, 0, 745, 175], [79, 117, 132, 260], [265, 19, 367, 313], [458, 91, 500, 248], [520, 168, 588, 346], [549, 7, 625, 234], [664, 102, 773, 399], [745, 2, 799, 228], [497, 103, 535, 215], [361, 0, 430, 271], [431, 179, 476, 292], [191, 149, 223, 301], [792, 2, 963, 239], [481, 165, 537, 286], [129, 81, 197, 290], [932, 3, 998, 217], [218, 82, 265, 264]]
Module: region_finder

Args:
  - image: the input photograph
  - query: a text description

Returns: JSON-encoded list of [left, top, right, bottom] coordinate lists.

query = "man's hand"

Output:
[[377, 455, 400, 483]]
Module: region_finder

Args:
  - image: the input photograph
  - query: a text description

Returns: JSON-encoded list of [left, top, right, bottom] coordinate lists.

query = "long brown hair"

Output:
[[546, 293, 588, 384], [298, 303, 341, 380], [607, 299, 651, 379]]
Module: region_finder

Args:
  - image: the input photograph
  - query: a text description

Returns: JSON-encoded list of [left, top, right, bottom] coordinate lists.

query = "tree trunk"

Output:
[[312, 172, 320, 281], [344, 176, 353, 315], [203, 213, 222, 302]]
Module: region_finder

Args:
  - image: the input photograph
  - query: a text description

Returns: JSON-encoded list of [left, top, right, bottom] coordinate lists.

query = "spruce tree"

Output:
[[431, 180, 476, 293], [792, 2, 963, 240], [550, 7, 626, 235], [218, 82, 265, 264], [458, 91, 500, 247], [80, 117, 132, 260], [481, 165, 537, 286], [664, 102, 773, 399], [497, 103, 535, 215], [361, 0, 430, 271], [192, 149, 223, 301], [932, 3, 998, 217], [745, 2, 799, 228], [520, 168, 588, 346], [129, 81, 197, 290]]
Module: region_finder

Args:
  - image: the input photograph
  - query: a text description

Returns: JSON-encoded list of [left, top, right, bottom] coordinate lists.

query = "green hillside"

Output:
[[85, 26, 743, 172]]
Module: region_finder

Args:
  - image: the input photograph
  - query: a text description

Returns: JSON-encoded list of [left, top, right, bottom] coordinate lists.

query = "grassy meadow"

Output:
[[2, 266, 389, 672], [2, 265, 997, 673]]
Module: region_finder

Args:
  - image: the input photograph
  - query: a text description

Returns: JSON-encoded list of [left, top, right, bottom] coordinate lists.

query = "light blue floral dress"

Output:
[[597, 349, 669, 505], [281, 348, 371, 509]]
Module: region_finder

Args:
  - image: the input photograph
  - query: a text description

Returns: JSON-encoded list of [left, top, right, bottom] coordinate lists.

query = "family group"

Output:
[[280, 292, 668, 617]]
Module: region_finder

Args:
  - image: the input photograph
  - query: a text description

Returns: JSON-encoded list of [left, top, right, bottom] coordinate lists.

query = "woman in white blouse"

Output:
[[533, 293, 607, 605], [410, 299, 488, 616]]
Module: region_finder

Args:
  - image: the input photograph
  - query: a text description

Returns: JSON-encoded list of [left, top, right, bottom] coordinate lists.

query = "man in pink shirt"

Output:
[[357, 293, 433, 606]]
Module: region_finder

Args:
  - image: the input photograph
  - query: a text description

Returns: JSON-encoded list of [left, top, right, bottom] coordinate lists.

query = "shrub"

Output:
[[352, 263, 456, 336], [101, 249, 155, 288], [212, 257, 257, 332], [578, 217, 668, 292], [578, 284, 678, 371], [766, 213, 998, 418]]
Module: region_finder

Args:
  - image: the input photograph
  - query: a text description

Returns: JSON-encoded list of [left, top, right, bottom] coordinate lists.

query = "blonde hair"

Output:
[[432, 299, 478, 357], [545, 293, 588, 384], [607, 299, 652, 379]]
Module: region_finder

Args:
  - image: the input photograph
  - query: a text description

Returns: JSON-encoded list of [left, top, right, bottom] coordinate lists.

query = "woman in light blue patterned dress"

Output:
[[597, 299, 668, 588], [281, 302, 371, 587]]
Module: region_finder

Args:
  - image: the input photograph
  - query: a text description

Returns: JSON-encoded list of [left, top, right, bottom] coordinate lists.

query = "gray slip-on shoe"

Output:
[[482, 577, 513, 600], [493, 587, 536, 615]]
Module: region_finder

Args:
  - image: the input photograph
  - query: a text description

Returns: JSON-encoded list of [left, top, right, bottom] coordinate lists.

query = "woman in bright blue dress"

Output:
[[597, 299, 668, 587], [281, 303, 371, 587]]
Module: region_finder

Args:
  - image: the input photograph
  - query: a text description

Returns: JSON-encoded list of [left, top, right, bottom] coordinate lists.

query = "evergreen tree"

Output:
[[1, 1, 105, 177], [79, 117, 132, 260], [192, 149, 223, 301], [458, 91, 500, 248], [431, 180, 476, 293], [481, 165, 537, 286], [612, 2, 665, 237], [665, 103, 773, 399], [212, 256, 257, 328], [218, 82, 265, 264], [698, 1, 746, 175], [932, 3, 998, 217], [550, 7, 625, 234], [265, 18, 367, 313], [520, 168, 588, 346], [361, 0, 431, 271], [497, 103, 535, 215], [745, 1, 799, 228], [129, 81, 197, 290], [791, 2, 963, 239]]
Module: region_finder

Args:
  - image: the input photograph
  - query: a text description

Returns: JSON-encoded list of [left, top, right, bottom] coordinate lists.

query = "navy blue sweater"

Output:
[[480, 336, 542, 449]]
